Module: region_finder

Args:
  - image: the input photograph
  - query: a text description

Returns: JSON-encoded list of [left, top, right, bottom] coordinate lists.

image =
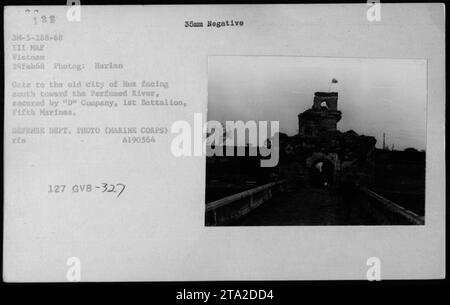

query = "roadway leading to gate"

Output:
[[232, 187, 378, 226]]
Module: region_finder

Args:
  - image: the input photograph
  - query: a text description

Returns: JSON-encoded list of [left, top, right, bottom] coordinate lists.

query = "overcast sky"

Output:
[[208, 56, 427, 151]]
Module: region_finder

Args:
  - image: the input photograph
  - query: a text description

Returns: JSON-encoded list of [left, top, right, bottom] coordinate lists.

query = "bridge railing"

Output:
[[205, 180, 287, 226], [358, 186, 424, 225]]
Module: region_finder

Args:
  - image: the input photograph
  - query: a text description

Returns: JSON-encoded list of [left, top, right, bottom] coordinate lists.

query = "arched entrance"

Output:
[[310, 158, 334, 187]]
